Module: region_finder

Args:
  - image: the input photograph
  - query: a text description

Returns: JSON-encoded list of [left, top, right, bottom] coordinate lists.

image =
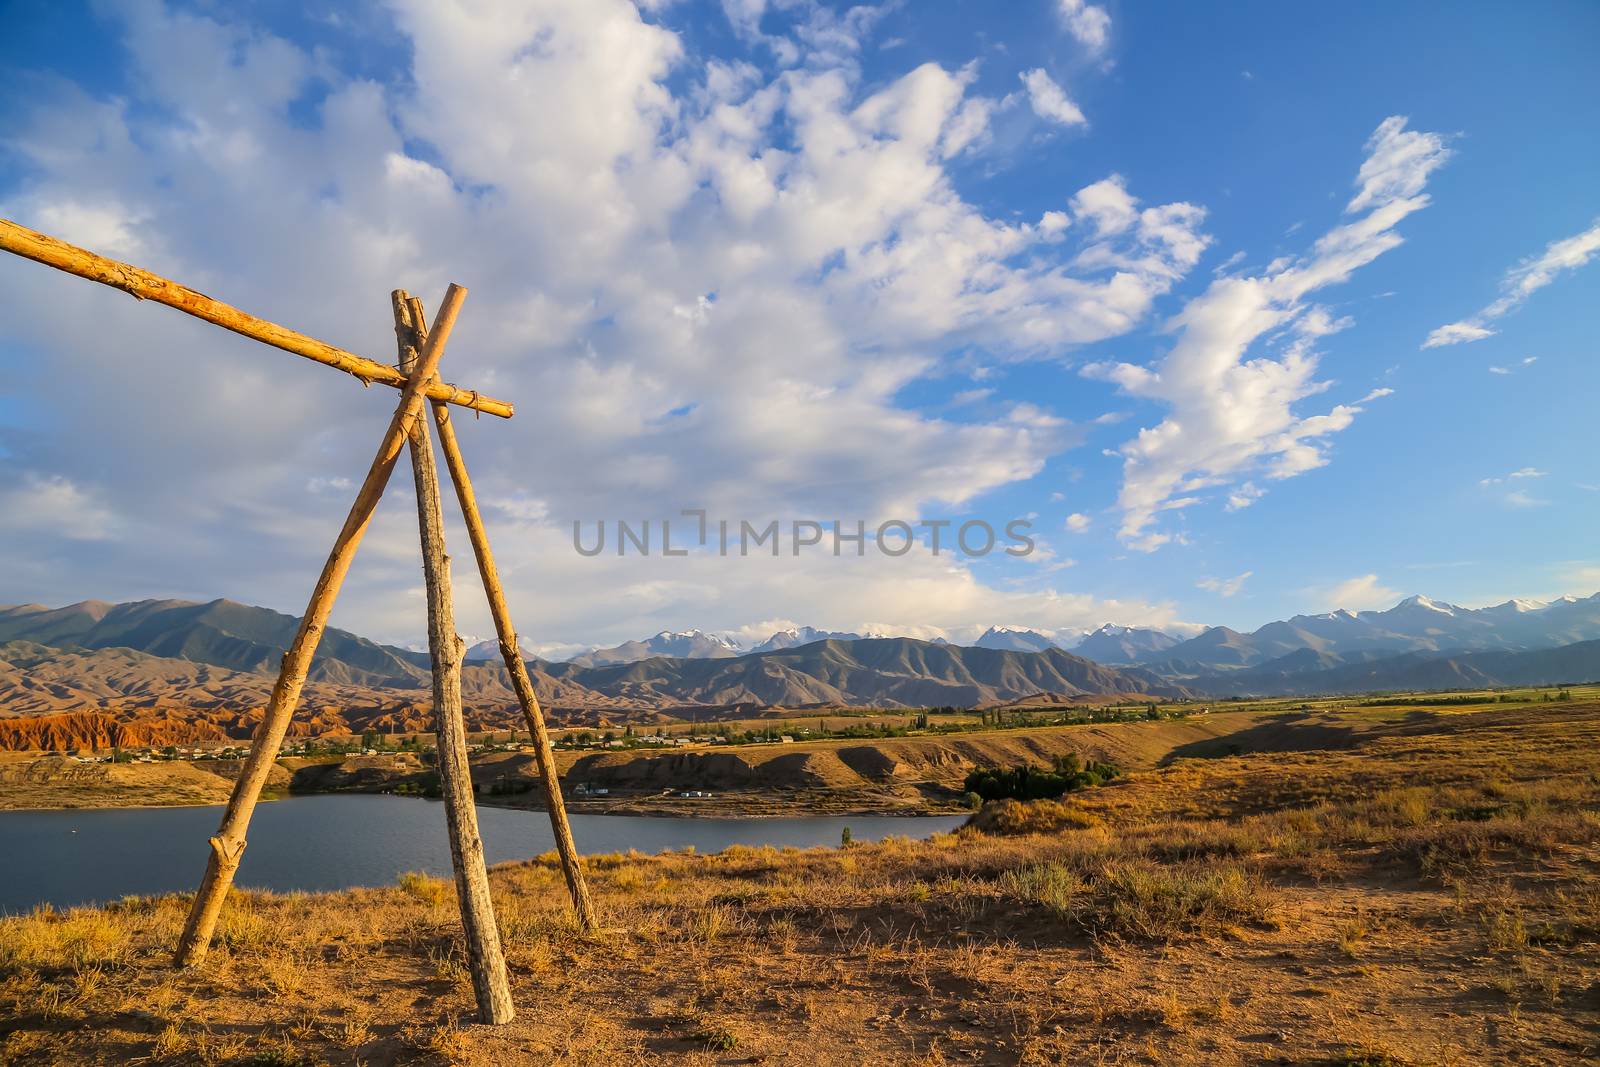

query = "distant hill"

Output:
[[542, 638, 1191, 709], [1072, 624, 1182, 664], [7, 592, 1600, 750], [566, 630, 742, 667], [973, 626, 1061, 653], [472, 624, 881, 664], [1190, 639, 1600, 697], [1138, 594, 1600, 674], [0, 601, 1192, 748], [0, 599, 428, 686], [745, 626, 871, 654]]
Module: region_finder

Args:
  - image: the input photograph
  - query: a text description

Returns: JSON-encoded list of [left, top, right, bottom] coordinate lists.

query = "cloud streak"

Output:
[[1424, 218, 1600, 347], [1084, 116, 1451, 551], [1324, 573, 1401, 611], [1197, 571, 1251, 598]]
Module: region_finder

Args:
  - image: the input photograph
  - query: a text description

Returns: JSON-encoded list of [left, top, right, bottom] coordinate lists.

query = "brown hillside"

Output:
[[561, 710, 1288, 796]]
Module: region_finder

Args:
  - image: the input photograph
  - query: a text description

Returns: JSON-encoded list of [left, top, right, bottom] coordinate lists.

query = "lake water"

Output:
[[0, 795, 968, 913]]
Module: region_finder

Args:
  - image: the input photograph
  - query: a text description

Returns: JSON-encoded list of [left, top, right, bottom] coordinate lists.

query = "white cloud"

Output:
[[1055, 0, 1111, 54], [1197, 571, 1251, 598], [1479, 468, 1548, 509], [1490, 355, 1539, 374], [306, 476, 354, 494], [1324, 573, 1401, 611], [1423, 218, 1600, 347], [721, 0, 766, 40], [1084, 116, 1451, 550], [1480, 468, 1547, 486], [1224, 482, 1265, 512], [1347, 118, 1450, 213], [1019, 68, 1087, 127], [0, 0, 1214, 646], [1423, 322, 1494, 348], [0, 473, 121, 542], [1070, 174, 1137, 236], [1064, 512, 1091, 533], [1213, 250, 1246, 275]]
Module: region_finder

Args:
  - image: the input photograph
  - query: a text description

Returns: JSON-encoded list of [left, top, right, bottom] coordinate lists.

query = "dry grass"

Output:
[[1, 701, 1598, 1064]]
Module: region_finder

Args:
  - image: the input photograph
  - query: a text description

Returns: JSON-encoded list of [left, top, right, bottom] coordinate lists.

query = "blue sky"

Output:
[[1, 0, 1596, 650]]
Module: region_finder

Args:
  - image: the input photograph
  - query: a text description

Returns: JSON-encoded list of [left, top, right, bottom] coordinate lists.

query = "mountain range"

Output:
[[0, 599, 1193, 749], [496, 593, 1600, 678], [1130, 594, 1600, 676], [3, 592, 1600, 749], [471, 624, 915, 667]]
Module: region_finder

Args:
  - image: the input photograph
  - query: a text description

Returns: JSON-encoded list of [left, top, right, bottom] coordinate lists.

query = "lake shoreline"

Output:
[[0, 787, 967, 820], [0, 794, 970, 913]]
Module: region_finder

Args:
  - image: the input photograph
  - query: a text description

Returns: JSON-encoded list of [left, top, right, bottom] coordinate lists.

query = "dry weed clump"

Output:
[[0, 906, 130, 973], [398, 869, 453, 907], [970, 797, 1102, 835]]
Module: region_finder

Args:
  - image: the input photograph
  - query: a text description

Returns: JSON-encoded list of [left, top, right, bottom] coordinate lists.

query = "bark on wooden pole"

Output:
[[172, 284, 469, 968], [0, 218, 512, 419], [394, 292, 516, 1025], [410, 297, 599, 931]]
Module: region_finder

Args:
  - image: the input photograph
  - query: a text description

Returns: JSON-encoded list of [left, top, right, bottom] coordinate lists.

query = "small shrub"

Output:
[[0, 908, 130, 972], [690, 903, 739, 943], [217, 905, 273, 954], [969, 798, 1103, 835], [999, 863, 1085, 916], [692, 1019, 739, 1051], [397, 871, 451, 907], [1096, 860, 1275, 940]]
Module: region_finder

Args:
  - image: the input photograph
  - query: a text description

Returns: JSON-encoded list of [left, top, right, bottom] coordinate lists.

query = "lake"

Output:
[[0, 795, 968, 913]]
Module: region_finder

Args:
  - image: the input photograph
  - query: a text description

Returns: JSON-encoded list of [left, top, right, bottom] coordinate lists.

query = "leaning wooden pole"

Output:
[[0, 218, 512, 419], [394, 292, 516, 1024], [408, 296, 599, 931], [172, 284, 468, 968]]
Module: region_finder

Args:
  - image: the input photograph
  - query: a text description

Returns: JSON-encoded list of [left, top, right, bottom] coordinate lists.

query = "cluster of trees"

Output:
[[1354, 688, 1574, 709], [963, 753, 1119, 802], [547, 702, 1199, 751]]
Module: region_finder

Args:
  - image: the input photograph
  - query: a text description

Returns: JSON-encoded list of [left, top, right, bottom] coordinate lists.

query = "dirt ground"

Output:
[[2, 701, 1597, 1065]]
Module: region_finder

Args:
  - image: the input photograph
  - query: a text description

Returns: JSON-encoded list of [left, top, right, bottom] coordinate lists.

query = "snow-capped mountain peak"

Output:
[[1089, 623, 1135, 636], [1395, 594, 1457, 615], [745, 625, 865, 654], [1484, 598, 1547, 615], [652, 628, 741, 649], [974, 625, 1059, 653]]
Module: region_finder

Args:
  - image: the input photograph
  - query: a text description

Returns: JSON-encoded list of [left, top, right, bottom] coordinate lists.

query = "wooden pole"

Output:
[[0, 218, 512, 419], [172, 284, 469, 968], [394, 292, 516, 1025], [410, 297, 599, 931]]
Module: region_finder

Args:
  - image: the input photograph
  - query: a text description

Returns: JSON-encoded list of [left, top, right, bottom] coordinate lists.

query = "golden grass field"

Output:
[[2, 699, 1598, 1065]]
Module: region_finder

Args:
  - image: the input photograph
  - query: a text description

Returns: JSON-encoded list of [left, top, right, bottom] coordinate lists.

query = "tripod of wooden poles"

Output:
[[0, 219, 597, 1026]]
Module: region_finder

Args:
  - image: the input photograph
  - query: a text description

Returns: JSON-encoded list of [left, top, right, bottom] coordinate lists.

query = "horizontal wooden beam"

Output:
[[0, 218, 513, 419]]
